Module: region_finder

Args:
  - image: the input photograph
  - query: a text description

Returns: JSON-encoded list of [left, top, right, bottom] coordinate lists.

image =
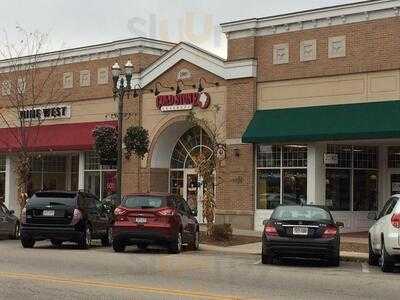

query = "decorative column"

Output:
[[307, 143, 326, 205], [78, 152, 85, 190]]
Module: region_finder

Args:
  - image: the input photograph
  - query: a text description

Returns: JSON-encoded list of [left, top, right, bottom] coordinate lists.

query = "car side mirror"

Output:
[[191, 208, 198, 217], [9, 210, 14, 215], [262, 219, 269, 226], [367, 212, 377, 220], [336, 221, 344, 228]]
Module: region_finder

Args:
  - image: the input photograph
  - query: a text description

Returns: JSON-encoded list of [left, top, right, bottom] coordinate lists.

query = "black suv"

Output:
[[20, 191, 113, 249]]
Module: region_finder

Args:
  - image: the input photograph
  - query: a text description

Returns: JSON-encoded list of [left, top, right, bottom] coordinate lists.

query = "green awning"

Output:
[[242, 100, 400, 143]]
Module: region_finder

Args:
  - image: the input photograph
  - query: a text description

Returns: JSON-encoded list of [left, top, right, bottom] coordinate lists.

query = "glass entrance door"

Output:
[[183, 169, 203, 222]]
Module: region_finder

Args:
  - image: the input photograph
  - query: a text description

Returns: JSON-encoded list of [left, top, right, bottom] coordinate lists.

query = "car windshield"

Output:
[[271, 206, 332, 222], [123, 196, 166, 209], [29, 192, 77, 207]]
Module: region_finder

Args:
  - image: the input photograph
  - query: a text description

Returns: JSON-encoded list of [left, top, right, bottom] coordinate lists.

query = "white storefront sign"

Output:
[[19, 104, 71, 121], [324, 153, 339, 165]]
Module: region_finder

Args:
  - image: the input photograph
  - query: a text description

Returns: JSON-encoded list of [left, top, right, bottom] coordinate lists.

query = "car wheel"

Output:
[[78, 226, 92, 249], [261, 254, 273, 265], [112, 239, 126, 253], [21, 237, 35, 248], [368, 236, 379, 266], [101, 228, 112, 247], [328, 254, 340, 267], [51, 239, 63, 247], [169, 231, 183, 254], [137, 243, 148, 250], [188, 230, 200, 251], [380, 239, 393, 273], [11, 223, 20, 240]]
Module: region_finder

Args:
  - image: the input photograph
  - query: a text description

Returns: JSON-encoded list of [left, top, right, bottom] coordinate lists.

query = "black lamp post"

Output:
[[111, 60, 134, 203]]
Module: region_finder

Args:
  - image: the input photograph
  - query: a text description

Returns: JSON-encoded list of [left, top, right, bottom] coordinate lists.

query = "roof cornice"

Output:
[[132, 42, 257, 87], [0, 37, 175, 71], [221, 0, 400, 39]]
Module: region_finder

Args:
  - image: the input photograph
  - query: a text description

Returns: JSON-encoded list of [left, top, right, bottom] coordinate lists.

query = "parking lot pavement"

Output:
[[0, 240, 399, 300]]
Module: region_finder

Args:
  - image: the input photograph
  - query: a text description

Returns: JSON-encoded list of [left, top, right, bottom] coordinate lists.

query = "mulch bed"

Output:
[[200, 232, 261, 247], [200, 232, 369, 253], [340, 242, 368, 253]]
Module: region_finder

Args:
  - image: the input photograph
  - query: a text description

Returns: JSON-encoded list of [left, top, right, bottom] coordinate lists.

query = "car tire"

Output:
[[78, 225, 92, 250], [328, 254, 340, 267], [188, 230, 200, 251], [380, 239, 393, 273], [137, 243, 148, 250], [112, 240, 126, 253], [11, 223, 20, 240], [51, 239, 63, 247], [368, 236, 379, 266], [169, 231, 183, 254], [101, 228, 112, 247], [261, 254, 273, 265], [21, 237, 35, 248]]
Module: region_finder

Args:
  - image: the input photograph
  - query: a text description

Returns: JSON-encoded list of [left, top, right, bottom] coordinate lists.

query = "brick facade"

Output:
[[252, 17, 400, 82]]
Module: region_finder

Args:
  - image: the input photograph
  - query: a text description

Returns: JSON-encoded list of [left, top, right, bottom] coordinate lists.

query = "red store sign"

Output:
[[156, 92, 210, 112]]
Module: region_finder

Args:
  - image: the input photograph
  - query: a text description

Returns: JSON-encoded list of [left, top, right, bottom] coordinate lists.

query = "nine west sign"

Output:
[[156, 92, 210, 112], [19, 104, 71, 121]]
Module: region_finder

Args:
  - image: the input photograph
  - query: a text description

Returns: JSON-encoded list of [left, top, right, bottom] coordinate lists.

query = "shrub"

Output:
[[208, 223, 233, 241]]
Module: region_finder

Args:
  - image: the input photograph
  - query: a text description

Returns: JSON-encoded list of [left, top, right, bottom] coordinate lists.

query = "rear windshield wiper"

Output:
[[138, 206, 157, 209]]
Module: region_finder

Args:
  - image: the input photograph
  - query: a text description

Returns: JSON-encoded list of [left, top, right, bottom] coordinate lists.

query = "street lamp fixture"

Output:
[[111, 60, 135, 204], [197, 77, 219, 93], [176, 80, 196, 95], [152, 82, 174, 96]]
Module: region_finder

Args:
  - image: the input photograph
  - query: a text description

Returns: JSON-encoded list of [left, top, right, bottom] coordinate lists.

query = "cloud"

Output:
[[0, 0, 361, 58]]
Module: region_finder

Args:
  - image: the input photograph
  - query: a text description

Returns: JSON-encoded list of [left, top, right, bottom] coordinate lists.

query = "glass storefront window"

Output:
[[256, 145, 307, 209], [170, 170, 184, 196], [28, 154, 67, 195], [388, 147, 400, 168], [85, 171, 100, 198], [326, 169, 351, 211], [0, 156, 5, 201], [283, 169, 307, 205], [257, 170, 280, 209], [83, 152, 117, 199], [326, 145, 378, 212], [353, 170, 378, 211]]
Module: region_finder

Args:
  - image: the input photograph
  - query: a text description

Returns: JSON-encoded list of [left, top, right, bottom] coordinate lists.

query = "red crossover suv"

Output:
[[112, 193, 199, 253]]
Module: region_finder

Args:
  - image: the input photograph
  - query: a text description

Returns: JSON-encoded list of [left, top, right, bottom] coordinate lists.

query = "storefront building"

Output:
[[2, 0, 400, 232]]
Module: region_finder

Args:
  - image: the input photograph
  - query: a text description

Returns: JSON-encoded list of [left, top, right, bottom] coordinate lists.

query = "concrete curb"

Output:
[[200, 244, 369, 263]]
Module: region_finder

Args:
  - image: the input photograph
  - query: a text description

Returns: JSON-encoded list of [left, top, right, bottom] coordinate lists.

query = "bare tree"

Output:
[[186, 104, 226, 236], [0, 27, 70, 209]]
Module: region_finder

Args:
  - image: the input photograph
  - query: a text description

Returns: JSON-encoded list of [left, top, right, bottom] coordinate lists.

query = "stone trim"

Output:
[[221, 0, 400, 39], [216, 209, 254, 216]]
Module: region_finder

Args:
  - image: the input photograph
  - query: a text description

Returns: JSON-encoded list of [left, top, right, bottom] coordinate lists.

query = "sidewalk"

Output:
[[199, 226, 368, 262]]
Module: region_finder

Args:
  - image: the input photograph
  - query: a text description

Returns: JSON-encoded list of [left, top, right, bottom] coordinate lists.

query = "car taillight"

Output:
[[322, 225, 337, 238], [71, 209, 82, 225], [114, 207, 128, 222], [391, 213, 400, 229], [264, 224, 278, 236], [156, 208, 176, 216], [21, 207, 27, 224]]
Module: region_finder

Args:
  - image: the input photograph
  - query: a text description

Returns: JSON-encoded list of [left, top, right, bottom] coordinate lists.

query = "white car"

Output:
[[368, 195, 400, 272]]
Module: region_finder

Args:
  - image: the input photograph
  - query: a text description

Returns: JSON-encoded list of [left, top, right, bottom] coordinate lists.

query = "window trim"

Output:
[[256, 144, 307, 210], [325, 145, 378, 212]]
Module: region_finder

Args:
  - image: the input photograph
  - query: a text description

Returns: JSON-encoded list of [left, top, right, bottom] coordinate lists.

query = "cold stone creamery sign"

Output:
[[19, 104, 71, 121], [156, 92, 210, 112]]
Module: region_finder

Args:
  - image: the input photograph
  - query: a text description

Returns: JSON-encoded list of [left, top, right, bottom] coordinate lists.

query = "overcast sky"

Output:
[[0, 0, 361, 58]]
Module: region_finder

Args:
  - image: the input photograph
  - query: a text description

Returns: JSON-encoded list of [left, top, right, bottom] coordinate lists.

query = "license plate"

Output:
[[43, 210, 55, 217], [293, 227, 308, 236], [135, 217, 147, 224]]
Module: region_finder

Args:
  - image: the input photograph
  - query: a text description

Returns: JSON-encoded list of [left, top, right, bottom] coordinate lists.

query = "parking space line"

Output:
[[361, 263, 370, 273], [253, 259, 261, 265]]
